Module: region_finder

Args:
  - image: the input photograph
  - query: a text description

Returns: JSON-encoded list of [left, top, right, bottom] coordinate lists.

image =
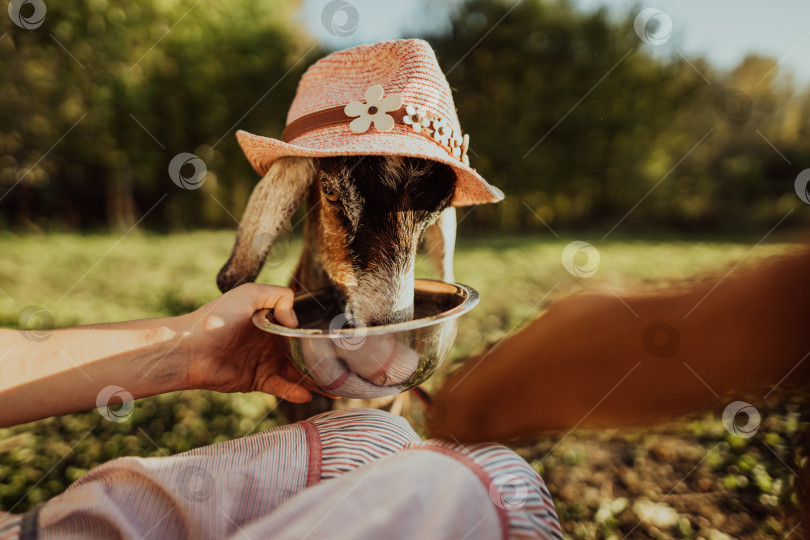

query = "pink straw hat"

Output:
[[236, 39, 504, 206]]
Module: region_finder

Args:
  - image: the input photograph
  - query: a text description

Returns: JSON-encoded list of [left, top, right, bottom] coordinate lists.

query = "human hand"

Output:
[[182, 283, 313, 402]]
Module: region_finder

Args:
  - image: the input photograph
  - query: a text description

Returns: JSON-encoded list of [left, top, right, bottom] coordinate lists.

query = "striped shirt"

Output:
[[9, 408, 560, 539], [0, 512, 22, 540]]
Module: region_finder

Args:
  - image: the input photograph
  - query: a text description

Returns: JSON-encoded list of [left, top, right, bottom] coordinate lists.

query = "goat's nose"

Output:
[[345, 276, 416, 327], [364, 304, 415, 327]]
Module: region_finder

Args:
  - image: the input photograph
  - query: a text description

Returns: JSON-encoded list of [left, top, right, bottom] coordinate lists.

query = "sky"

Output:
[[300, 0, 810, 85]]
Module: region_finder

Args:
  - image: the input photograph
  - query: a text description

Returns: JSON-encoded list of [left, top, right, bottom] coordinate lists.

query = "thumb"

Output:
[[255, 285, 298, 328]]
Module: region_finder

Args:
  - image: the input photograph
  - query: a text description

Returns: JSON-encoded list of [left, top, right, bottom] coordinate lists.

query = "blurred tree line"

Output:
[[0, 0, 314, 232], [1, 0, 808, 234], [428, 0, 810, 234]]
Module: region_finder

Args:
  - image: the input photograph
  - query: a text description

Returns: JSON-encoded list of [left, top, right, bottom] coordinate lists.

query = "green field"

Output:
[[0, 231, 804, 538]]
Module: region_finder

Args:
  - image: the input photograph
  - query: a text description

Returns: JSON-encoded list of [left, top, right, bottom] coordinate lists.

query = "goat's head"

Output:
[[312, 155, 455, 325], [217, 155, 457, 326]]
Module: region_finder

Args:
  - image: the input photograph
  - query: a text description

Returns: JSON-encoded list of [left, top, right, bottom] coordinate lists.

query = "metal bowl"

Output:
[[252, 279, 479, 399]]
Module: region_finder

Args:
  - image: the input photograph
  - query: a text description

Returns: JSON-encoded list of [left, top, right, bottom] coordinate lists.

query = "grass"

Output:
[[0, 230, 805, 537]]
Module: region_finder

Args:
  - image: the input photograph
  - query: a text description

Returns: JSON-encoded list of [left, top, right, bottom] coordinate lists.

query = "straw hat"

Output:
[[236, 39, 503, 206]]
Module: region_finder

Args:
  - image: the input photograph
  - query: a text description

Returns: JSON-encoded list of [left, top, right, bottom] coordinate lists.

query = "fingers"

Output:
[[271, 291, 298, 329], [241, 283, 298, 328], [261, 375, 312, 403]]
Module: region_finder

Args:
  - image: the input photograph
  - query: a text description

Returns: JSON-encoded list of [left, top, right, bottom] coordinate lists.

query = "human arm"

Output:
[[430, 248, 810, 442], [0, 283, 311, 428]]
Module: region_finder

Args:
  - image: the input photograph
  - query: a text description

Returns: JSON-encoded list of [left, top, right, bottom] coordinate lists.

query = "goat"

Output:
[[217, 154, 458, 418]]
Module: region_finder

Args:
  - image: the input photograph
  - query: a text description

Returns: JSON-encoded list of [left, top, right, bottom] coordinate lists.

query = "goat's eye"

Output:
[[321, 182, 339, 203]]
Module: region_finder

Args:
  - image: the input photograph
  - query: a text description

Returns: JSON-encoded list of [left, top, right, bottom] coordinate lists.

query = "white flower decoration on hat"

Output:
[[431, 117, 453, 146], [449, 132, 464, 158], [344, 85, 402, 133], [403, 105, 430, 133]]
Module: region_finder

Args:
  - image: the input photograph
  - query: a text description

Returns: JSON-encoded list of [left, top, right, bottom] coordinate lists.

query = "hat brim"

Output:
[[235, 125, 504, 207]]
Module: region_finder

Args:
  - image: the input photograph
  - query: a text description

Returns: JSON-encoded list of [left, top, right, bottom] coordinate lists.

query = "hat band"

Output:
[[282, 106, 407, 142], [281, 105, 469, 165]]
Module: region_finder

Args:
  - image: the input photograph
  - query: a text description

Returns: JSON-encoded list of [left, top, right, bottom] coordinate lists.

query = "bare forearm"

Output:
[[0, 314, 193, 427], [432, 249, 810, 442]]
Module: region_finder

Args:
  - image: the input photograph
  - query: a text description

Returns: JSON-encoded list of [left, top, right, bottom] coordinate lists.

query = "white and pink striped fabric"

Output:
[[0, 512, 22, 540], [8, 409, 561, 540]]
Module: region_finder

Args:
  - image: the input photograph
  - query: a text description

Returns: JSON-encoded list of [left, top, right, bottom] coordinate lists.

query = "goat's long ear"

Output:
[[423, 206, 456, 282], [217, 157, 318, 292]]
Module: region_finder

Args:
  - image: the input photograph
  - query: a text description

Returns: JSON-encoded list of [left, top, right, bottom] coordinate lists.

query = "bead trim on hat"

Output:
[[281, 84, 471, 166], [403, 105, 430, 133]]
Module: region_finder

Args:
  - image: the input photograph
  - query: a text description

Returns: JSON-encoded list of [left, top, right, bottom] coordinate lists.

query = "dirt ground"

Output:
[[511, 402, 805, 539]]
